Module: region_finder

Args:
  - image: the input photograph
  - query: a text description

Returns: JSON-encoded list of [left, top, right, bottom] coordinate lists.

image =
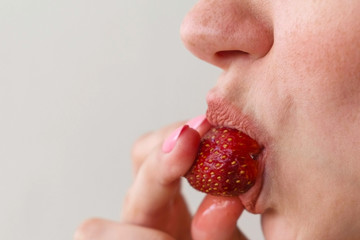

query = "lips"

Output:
[[206, 91, 268, 214]]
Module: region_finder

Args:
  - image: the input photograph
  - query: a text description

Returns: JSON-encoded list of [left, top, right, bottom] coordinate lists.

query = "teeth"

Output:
[[250, 146, 264, 160]]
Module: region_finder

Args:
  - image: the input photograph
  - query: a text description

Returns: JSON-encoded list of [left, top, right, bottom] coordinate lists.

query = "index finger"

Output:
[[122, 116, 210, 228], [122, 126, 200, 226], [131, 115, 210, 174]]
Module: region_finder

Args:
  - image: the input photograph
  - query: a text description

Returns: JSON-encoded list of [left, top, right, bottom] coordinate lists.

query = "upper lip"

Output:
[[206, 91, 268, 146], [205, 90, 268, 214]]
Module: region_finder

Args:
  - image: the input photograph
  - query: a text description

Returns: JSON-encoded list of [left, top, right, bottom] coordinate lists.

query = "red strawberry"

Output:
[[185, 126, 261, 197]]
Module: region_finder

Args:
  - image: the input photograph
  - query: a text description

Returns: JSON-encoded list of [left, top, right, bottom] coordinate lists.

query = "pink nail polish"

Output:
[[187, 115, 207, 129], [162, 125, 189, 153]]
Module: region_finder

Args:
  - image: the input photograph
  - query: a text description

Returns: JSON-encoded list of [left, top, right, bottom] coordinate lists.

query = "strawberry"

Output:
[[185, 126, 261, 197]]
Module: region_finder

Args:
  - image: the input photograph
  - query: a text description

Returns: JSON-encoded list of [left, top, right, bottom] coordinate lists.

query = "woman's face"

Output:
[[181, 0, 360, 239]]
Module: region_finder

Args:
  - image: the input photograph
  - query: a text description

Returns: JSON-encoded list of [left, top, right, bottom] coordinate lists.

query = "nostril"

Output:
[[215, 50, 249, 59], [214, 50, 250, 67]]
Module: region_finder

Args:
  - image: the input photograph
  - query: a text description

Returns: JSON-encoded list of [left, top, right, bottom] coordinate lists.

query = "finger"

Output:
[[123, 125, 200, 226], [131, 115, 210, 175], [131, 121, 185, 174], [186, 114, 211, 137], [192, 195, 247, 240], [74, 218, 175, 240]]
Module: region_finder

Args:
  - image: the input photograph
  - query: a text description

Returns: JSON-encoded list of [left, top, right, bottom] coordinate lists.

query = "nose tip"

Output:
[[180, 0, 273, 69]]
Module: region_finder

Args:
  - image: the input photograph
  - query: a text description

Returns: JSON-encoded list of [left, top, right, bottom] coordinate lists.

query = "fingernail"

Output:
[[162, 125, 189, 153], [187, 114, 207, 130]]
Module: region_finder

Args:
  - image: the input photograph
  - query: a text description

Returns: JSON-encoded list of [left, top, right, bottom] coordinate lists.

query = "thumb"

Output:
[[191, 195, 247, 240]]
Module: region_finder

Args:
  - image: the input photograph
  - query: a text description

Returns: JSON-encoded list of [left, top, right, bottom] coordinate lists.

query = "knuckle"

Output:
[[131, 131, 160, 171], [121, 189, 134, 216], [130, 122, 185, 173], [74, 218, 104, 240], [131, 132, 150, 162]]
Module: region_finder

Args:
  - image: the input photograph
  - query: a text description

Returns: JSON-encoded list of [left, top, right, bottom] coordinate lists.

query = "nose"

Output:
[[180, 0, 273, 69]]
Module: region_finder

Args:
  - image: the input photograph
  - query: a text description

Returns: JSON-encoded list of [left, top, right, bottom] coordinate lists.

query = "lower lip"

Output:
[[238, 147, 267, 214]]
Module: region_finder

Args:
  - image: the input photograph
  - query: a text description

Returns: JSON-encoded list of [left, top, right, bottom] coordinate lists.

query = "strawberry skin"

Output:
[[185, 127, 261, 197]]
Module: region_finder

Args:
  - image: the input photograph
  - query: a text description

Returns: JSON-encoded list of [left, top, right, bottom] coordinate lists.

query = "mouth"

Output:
[[206, 92, 269, 214]]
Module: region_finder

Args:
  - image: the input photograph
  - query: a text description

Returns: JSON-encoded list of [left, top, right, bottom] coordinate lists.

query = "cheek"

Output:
[[260, 0, 360, 234], [276, 1, 360, 110], [272, 1, 360, 156], [269, 0, 360, 151]]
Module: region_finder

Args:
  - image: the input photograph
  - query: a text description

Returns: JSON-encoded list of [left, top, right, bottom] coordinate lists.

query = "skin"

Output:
[[74, 0, 360, 239]]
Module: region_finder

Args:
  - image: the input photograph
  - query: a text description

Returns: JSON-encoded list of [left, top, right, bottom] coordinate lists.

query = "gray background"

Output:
[[0, 0, 264, 239]]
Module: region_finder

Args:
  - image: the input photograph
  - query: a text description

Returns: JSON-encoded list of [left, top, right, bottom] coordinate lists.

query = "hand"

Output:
[[74, 116, 248, 240]]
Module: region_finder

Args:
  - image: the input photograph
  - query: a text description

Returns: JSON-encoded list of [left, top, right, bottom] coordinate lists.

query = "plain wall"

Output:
[[0, 0, 264, 239]]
